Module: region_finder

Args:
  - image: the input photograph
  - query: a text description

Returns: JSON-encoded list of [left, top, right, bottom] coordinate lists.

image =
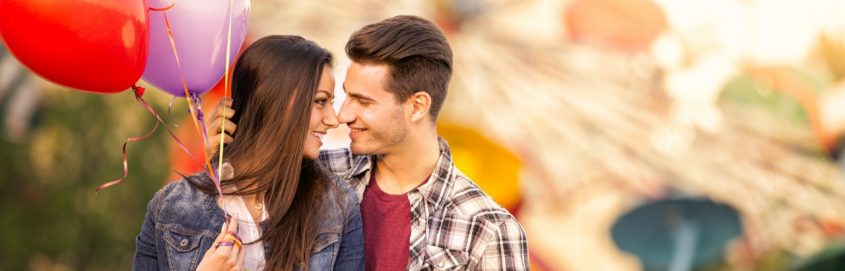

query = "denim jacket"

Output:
[[133, 173, 364, 271]]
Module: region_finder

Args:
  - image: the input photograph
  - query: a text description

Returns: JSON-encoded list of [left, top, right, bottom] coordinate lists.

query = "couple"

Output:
[[134, 15, 528, 271]]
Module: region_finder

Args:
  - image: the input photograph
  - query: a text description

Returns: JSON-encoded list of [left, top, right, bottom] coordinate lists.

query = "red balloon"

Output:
[[0, 0, 148, 94]]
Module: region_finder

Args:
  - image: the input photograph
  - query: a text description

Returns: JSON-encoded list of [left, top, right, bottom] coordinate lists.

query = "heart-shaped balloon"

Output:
[[0, 0, 149, 94]]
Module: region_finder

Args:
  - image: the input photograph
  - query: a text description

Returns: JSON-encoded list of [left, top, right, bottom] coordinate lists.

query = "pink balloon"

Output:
[[143, 0, 249, 97]]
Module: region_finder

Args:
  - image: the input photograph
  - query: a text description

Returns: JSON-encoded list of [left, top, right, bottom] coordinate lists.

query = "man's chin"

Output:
[[349, 143, 373, 156], [350, 148, 369, 156]]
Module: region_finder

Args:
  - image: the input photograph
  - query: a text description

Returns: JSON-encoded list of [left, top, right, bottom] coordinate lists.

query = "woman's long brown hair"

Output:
[[188, 35, 333, 270]]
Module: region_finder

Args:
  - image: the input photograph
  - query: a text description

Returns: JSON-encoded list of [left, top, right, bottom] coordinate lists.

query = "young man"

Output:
[[209, 15, 529, 270], [324, 15, 528, 270]]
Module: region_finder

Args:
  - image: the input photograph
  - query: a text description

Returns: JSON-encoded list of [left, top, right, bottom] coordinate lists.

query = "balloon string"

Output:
[[189, 94, 225, 200], [167, 95, 177, 125], [190, 93, 213, 160], [218, 0, 235, 188], [148, 3, 175, 12], [95, 87, 159, 193], [96, 85, 205, 193], [155, 8, 221, 195], [132, 85, 204, 170]]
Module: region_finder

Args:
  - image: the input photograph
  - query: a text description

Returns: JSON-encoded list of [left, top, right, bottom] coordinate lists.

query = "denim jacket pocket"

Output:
[[426, 246, 469, 271], [312, 232, 340, 253], [307, 232, 340, 270], [163, 227, 203, 270]]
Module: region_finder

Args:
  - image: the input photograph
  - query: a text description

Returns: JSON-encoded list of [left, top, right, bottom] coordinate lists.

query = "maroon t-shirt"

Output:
[[361, 173, 411, 271]]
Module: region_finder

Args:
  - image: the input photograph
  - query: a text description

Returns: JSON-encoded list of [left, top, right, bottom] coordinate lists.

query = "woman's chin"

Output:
[[303, 150, 319, 160]]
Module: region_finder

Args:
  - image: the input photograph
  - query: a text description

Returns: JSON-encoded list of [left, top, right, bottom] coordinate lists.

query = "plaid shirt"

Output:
[[319, 138, 529, 270]]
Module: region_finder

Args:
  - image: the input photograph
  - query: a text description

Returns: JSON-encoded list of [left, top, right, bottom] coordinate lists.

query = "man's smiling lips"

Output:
[[348, 127, 366, 138]]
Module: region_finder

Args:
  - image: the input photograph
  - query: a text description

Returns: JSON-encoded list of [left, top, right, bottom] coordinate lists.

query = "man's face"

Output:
[[338, 62, 408, 155]]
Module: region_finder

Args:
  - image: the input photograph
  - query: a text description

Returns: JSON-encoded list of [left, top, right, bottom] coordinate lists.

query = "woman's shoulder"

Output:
[[157, 173, 212, 202], [325, 175, 358, 205], [327, 174, 353, 192], [149, 173, 217, 223], [318, 175, 359, 221]]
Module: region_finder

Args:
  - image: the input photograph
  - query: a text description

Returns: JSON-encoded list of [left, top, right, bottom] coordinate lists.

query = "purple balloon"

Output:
[[143, 0, 249, 96]]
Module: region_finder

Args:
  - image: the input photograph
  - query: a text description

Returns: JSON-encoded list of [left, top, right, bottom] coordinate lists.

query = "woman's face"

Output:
[[303, 65, 339, 159]]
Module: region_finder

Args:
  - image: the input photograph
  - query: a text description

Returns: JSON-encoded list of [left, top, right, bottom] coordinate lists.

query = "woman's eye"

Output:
[[315, 98, 327, 105]]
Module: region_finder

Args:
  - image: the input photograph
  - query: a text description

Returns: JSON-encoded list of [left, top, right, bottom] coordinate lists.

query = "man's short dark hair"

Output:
[[346, 15, 453, 120]]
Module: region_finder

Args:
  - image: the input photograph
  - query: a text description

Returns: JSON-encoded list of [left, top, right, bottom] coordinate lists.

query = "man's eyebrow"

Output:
[[346, 92, 374, 101], [342, 84, 374, 101]]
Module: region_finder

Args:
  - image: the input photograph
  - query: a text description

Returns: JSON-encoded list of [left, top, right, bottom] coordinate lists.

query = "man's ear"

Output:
[[408, 91, 431, 122]]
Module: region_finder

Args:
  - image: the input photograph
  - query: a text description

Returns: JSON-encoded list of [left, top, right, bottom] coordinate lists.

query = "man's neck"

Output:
[[373, 134, 440, 195]]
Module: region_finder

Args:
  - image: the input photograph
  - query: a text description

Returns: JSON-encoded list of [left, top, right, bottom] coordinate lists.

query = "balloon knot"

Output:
[[132, 85, 146, 97]]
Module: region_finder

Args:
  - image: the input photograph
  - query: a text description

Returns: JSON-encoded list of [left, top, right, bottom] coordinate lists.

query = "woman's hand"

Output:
[[197, 214, 245, 271], [206, 98, 237, 155]]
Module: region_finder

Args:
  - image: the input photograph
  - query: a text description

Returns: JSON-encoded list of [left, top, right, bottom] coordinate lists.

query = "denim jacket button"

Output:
[[179, 239, 189, 247]]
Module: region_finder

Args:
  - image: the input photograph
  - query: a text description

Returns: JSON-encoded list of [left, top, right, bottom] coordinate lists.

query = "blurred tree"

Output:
[[0, 86, 178, 270]]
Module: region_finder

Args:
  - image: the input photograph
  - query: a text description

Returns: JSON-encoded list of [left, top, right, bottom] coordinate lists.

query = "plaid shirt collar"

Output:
[[342, 137, 454, 209], [319, 137, 530, 270]]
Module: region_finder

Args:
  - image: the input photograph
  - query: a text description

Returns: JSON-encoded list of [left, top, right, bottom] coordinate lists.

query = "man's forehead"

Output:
[[346, 61, 390, 78], [343, 63, 391, 95]]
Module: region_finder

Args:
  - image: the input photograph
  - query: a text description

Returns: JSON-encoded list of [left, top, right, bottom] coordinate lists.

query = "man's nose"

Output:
[[337, 100, 355, 124]]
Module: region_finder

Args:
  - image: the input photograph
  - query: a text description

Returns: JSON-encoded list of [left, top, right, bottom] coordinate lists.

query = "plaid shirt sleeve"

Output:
[[475, 217, 530, 270], [318, 148, 354, 176]]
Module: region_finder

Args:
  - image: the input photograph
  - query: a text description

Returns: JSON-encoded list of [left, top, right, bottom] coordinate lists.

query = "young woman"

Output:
[[133, 35, 364, 271]]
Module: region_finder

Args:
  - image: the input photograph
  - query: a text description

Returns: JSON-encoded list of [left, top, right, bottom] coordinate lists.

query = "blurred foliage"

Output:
[[720, 68, 828, 127], [0, 87, 179, 270]]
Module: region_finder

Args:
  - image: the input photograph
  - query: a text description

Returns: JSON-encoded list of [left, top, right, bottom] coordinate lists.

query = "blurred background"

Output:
[[3, 0, 845, 270]]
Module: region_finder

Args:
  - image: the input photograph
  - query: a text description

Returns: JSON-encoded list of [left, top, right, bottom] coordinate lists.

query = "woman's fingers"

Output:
[[206, 98, 234, 126], [217, 106, 235, 119], [205, 98, 237, 155], [207, 117, 236, 154], [219, 98, 233, 108], [206, 134, 233, 158], [208, 117, 237, 135], [212, 99, 235, 118], [208, 134, 234, 148], [233, 242, 247, 271], [196, 214, 242, 271], [227, 214, 239, 232], [224, 214, 242, 263], [213, 214, 237, 257]]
